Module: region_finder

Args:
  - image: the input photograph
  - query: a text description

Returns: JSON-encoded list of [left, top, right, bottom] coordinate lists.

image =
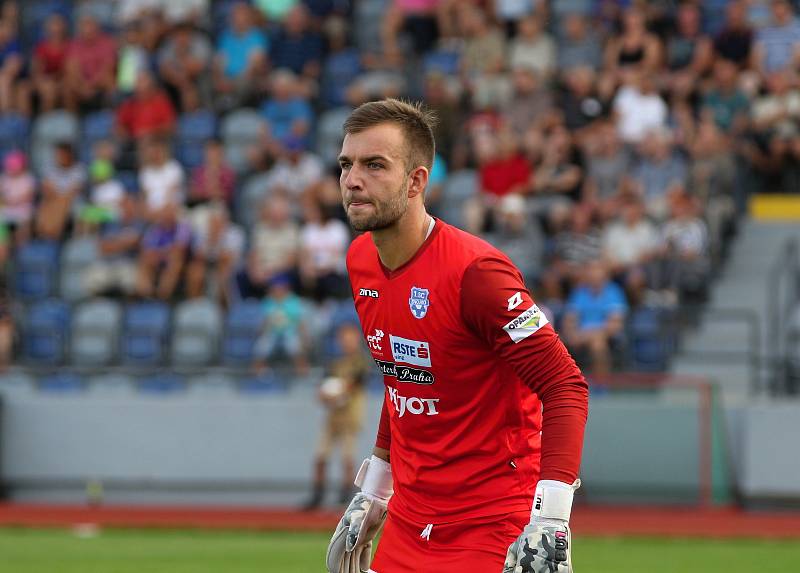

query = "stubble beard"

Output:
[[345, 180, 409, 232]]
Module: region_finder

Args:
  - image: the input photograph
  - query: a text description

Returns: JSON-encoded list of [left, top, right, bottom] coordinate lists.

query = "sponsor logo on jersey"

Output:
[[367, 329, 384, 352], [390, 335, 431, 367], [503, 304, 550, 343], [374, 359, 435, 384], [409, 286, 430, 319], [507, 291, 523, 311], [388, 386, 440, 418], [359, 287, 379, 298]]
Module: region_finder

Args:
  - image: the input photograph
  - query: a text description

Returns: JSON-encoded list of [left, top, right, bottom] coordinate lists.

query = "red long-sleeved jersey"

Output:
[[347, 219, 588, 522]]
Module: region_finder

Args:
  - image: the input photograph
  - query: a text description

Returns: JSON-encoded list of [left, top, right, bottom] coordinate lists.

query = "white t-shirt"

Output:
[[139, 159, 185, 211], [603, 219, 660, 266], [613, 86, 668, 143], [266, 153, 324, 196], [300, 219, 350, 273], [91, 179, 126, 213]]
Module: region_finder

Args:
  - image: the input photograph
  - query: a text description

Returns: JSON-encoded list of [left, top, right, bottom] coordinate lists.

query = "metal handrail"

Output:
[[766, 238, 800, 394]]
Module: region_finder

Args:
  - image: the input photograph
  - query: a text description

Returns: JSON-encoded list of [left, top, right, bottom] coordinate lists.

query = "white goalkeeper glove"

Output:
[[326, 455, 393, 573], [503, 479, 580, 573]]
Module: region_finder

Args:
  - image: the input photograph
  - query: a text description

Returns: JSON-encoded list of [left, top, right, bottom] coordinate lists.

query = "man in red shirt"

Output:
[[116, 70, 177, 142], [326, 99, 588, 573]]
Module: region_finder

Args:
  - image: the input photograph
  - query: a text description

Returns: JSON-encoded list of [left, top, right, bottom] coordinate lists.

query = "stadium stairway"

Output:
[[669, 220, 799, 398]]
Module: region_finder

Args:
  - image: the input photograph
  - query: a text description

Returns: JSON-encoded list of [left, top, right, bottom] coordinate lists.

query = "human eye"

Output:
[[367, 161, 383, 170]]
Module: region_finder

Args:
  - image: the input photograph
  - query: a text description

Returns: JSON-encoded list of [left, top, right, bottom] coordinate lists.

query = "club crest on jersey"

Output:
[[409, 286, 430, 319]]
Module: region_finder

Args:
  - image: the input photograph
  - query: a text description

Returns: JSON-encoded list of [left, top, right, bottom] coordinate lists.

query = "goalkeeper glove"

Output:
[[326, 455, 393, 573], [503, 479, 580, 573]]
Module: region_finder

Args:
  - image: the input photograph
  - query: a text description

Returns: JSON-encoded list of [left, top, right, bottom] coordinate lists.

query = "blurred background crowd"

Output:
[[0, 0, 799, 382]]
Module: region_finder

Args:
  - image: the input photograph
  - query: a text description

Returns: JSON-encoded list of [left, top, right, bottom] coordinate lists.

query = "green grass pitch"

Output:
[[0, 528, 798, 572]]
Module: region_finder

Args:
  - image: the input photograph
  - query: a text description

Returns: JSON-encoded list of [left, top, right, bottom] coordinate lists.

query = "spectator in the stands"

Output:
[[116, 70, 177, 143], [260, 69, 314, 147], [115, 20, 149, 96], [486, 193, 544, 285], [238, 193, 300, 299], [465, 128, 531, 234], [460, 4, 507, 94], [509, 14, 555, 79], [582, 121, 631, 219], [531, 126, 583, 212], [602, 195, 660, 306], [186, 203, 244, 305], [137, 201, 191, 300], [542, 203, 603, 292], [0, 150, 34, 246], [562, 259, 627, 377], [382, 0, 441, 63], [504, 65, 553, 136], [560, 66, 609, 136], [36, 142, 86, 240], [138, 138, 185, 219], [253, 0, 297, 23], [632, 128, 688, 221], [188, 139, 236, 208], [63, 14, 117, 112], [79, 159, 126, 232], [603, 6, 662, 83], [158, 22, 213, 111], [269, 4, 324, 82], [714, 0, 754, 67], [31, 13, 69, 113], [556, 13, 603, 72], [659, 191, 711, 300], [664, 2, 713, 92], [0, 17, 24, 115], [0, 279, 12, 372], [319, 16, 362, 108], [752, 0, 800, 75], [702, 58, 750, 135], [299, 199, 350, 301], [213, 1, 268, 110], [85, 193, 144, 297], [614, 72, 668, 145], [253, 273, 309, 375], [265, 136, 324, 199]]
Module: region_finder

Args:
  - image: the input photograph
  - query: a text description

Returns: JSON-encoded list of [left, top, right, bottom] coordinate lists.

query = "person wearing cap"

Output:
[[0, 150, 35, 246]]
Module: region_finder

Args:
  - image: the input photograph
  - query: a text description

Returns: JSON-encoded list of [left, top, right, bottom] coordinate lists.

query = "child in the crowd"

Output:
[[79, 159, 126, 232], [0, 150, 35, 246]]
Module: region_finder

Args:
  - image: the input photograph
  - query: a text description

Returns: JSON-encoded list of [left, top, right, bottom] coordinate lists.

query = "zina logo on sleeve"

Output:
[[503, 304, 550, 343]]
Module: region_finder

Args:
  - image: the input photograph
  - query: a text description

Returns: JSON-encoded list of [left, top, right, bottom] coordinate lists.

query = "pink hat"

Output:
[[3, 150, 26, 173]]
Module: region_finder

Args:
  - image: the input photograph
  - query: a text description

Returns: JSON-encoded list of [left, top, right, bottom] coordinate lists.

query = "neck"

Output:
[[371, 205, 432, 271]]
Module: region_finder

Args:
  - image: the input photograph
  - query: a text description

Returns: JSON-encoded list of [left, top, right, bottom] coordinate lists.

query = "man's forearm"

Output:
[[372, 446, 389, 463]]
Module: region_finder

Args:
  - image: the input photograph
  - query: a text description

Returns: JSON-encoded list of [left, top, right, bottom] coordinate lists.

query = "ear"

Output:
[[406, 166, 429, 199]]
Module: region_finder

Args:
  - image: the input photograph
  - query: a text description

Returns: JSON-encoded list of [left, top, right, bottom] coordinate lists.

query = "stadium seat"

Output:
[[354, 0, 390, 53], [138, 373, 187, 395], [628, 306, 674, 372], [170, 299, 223, 367], [439, 170, 478, 229], [222, 299, 264, 366], [39, 371, 85, 393], [187, 373, 237, 396], [0, 370, 36, 398], [177, 111, 216, 170], [320, 50, 362, 108], [236, 172, 272, 230], [220, 109, 264, 173], [314, 107, 351, 168], [87, 373, 136, 396], [117, 170, 138, 193], [23, 299, 70, 365], [31, 110, 80, 174], [80, 110, 115, 162], [0, 113, 30, 157], [238, 374, 287, 394], [422, 50, 461, 76], [121, 302, 171, 367], [59, 236, 99, 301], [20, 1, 70, 48], [14, 240, 60, 301], [70, 298, 122, 367]]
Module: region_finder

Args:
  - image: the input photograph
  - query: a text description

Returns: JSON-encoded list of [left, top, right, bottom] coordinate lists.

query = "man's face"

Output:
[[338, 123, 412, 232]]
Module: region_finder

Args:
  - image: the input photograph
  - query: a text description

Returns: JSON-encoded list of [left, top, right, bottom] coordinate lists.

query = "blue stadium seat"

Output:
[[0, 114, 30, 157], [177, 111, 216, 170], [14, 240, 60, 301], [39, 371, 85, 393], [320, 49, 362, 108], [628, 306, 673, 372], [70, 298, 122, 366], [23, 299, 70, 365], [121, 302, 171, 367], [20, 0, 70, 48], [222, 299, 264, 366], [118, 170, 138, 194], [60, 236, 98, 301], [80, 110, 115, 162], [138, 373, 187, 395], [423, 50, 460, 76], [220, 109, 265, 173], [171, 299, 222, 367], [31, 110, 80, 174]]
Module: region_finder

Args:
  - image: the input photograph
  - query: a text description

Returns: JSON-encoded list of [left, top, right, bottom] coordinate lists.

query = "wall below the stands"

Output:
[[0, 388, 796, 505]]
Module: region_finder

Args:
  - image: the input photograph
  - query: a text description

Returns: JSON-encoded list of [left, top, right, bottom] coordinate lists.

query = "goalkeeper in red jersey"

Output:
[[326, 99, 589, 573]]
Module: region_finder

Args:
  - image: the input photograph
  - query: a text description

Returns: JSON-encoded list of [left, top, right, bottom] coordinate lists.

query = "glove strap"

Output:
[[530, 479, 581, 522], [354, 455, 393, 502]]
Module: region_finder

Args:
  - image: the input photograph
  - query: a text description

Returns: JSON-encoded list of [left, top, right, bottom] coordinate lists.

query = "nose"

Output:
[[342, 164, 363, 192]]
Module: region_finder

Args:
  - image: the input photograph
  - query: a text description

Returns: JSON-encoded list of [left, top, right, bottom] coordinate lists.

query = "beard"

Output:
[[344, 179, 409, 232]]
